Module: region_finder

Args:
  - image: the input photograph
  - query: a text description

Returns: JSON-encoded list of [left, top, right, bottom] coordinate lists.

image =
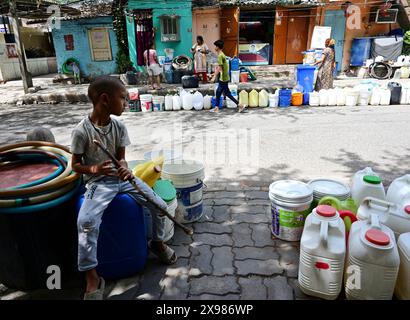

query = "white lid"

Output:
[[398, 233, 410, 258], [308, 179, 350, 198], [269, 180, 313, 201]]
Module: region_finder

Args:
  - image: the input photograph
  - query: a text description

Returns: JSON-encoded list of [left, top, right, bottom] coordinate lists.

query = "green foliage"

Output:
[[116, 47, 133, 74]]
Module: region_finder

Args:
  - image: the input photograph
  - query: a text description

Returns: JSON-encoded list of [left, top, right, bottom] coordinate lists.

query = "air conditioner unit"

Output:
[[375, 8, 398, 24]]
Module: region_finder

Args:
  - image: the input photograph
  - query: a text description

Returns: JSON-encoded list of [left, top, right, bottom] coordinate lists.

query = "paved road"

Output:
[[1, 103, 409, 187], [1, 103, 409, 300]]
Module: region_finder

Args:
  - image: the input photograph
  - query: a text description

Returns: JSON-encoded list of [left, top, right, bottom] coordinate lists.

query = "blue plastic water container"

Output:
[[303, 92, 310, 105], [350, 38, 372, 67], [211, 96, 224, 109], [230, 57, 240, 71], [76, 193, 148, 280], [279, 89, 292, 107], [296, 65, 316, 93]]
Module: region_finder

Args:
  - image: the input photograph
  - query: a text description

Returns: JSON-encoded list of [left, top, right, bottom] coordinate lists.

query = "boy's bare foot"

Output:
[[210, 107, 219, 113], [238, 104, 246, 113], [85, 270, 101, 293]]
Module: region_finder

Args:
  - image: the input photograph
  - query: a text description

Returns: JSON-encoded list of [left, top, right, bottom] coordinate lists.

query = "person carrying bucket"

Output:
[[209, 40, 245, 113]]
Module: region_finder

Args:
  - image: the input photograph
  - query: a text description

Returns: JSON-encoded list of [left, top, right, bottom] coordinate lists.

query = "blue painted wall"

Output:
[[127, 0, 192, 68], [52, 17, 119, 77]]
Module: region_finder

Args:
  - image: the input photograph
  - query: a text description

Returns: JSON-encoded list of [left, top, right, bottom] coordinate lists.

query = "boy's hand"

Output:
[[118, 166, 134, 181], [96, 160, 117, 176]]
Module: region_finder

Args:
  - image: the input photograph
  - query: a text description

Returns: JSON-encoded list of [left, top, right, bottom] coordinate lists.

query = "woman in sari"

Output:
[[191, 35, 209, 83], [314, 38, 336, 91]]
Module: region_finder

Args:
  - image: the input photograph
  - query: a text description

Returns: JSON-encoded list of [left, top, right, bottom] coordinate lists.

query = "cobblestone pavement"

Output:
[[0, 187, 316, 300]]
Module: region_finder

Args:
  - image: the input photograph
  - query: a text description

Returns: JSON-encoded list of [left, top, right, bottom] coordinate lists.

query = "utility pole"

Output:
[[9, 0, 33, 94]]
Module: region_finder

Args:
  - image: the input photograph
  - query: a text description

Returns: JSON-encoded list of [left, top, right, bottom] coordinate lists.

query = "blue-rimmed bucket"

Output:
[[161, 160, 205, 223]]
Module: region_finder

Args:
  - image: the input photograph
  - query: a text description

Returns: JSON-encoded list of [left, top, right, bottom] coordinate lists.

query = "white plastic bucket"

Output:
[[345, 90, 359, 107], [231, 71, 240, 84], [152, 95, 164, 112], [144, 197, 177, 242], [161, 160, 205, 223], [299, 205, 346, 300], [269, 180, 313, 241], [395, 232, 410, 300], [140, 94, 152, 112]]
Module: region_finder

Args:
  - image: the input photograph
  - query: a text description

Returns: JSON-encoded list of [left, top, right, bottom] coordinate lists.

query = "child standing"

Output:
[[144, 43, 163, 90], [71, 76, 177, 300], [209, 40, 245, 113]]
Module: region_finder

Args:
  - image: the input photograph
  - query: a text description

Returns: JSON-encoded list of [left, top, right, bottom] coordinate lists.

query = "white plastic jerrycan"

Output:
[[298, 205, 346, 300], [357, 197, 410, 239], [345, 213, 400, 300], [351, 167, 386, 206], [395, 232, 410, 300], [387, 174, 410, 206]]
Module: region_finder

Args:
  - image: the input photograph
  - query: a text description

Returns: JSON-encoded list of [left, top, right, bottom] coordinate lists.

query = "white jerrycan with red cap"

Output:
[[298, 205, 346, 300], [345, 213, 400, 300], [357, 197, 410, 239]]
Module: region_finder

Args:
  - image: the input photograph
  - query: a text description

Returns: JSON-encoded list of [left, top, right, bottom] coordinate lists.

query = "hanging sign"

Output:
[[310, 26, 332, 49]]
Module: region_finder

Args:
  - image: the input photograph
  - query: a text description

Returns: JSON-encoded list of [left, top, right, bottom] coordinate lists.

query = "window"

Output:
[[88, 28, 112, 61], [64, 34, 74, 51], [159, 15, 180, 42]]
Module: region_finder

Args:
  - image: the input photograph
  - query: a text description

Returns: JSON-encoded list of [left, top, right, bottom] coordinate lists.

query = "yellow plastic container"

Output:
[[133, 155, 165, 187], [259, 89, 269, 107], [239, 90, 249, 107], [249, 89, 259, 108]]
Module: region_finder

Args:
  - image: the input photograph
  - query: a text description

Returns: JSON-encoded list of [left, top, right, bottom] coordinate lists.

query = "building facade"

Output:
[[52, 16, 119, 77], [126, 0, 193, 69]]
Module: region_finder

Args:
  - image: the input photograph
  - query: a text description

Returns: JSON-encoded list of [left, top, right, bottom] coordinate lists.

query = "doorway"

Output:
[[133, 9, 153, 66], [324, 10, 346, 73], [285, 11, 309, 64]]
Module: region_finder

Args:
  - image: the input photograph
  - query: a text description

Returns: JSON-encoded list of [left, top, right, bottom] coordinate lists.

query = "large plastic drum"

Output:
[[76, 193, 148, 280], [296, 65, 316, 93], [162, 160, 205, 223], [0, 192, 80, 290]]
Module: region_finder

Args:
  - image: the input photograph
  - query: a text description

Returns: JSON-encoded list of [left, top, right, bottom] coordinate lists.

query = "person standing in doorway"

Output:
[[314, 38, 336, 91], [144, 42, 162, 90], [191, 35, 209, 83], [209, 40, 245, 113]]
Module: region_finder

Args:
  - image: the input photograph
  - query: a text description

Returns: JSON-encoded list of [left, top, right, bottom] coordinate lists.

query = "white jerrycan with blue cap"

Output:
[[298, 205, 346, 300]]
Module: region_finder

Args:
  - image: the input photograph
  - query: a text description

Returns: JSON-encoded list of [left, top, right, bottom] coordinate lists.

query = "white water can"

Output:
[[269, 180, 313, 241], [395, 232, 410, 300], [336, 88, 346, 106], [203, 95, 212, 110], [172, 94, 181, 111], [319, 89, 329, 106], [351, 167, 386, 205], [345, 90, 359, 107], [192, 91, 204, 110], [182, 92, 193, 110], [327, 89, 337, 106], [357, 197, 410, 239], [165, 95, 173, 111], [380, 88, 391, 105], [345, 215, 400, 300], [269, 93, 279, 107], [370, 88, 381, 105], [227, 84, 238, 109], [298, 205, 346, 300], [309, 92, 320, 106], [387, 174, 410, 206]]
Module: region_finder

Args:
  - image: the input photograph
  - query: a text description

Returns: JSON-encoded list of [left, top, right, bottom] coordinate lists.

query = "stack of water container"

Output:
[[298, 167, 410, 300]]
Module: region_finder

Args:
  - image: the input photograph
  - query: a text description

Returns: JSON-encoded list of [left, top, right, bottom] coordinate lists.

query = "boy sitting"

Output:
[[71, 76, 177, 300]]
